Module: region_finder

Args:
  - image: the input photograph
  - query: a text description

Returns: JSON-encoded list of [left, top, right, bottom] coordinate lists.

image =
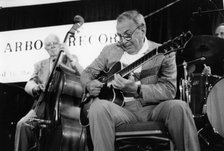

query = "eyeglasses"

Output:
[[117, 24, 143, 43], [45, 41, 60, 48]]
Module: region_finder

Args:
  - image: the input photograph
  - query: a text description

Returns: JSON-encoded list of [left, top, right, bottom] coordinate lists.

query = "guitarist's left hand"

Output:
[[112, 74, 138, 94]]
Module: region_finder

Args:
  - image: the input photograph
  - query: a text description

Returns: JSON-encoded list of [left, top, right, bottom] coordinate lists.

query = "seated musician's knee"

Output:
[[172, 99, 187, 107], [168, 100, 190, 116], [89, 99, 110, 118]]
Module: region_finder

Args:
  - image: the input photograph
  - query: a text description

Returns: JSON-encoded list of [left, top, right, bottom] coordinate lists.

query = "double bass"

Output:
[[34, 16, 87, 151]]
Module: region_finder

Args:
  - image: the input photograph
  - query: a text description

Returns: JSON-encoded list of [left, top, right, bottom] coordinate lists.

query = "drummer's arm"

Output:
[[202, 64, 212, 75]]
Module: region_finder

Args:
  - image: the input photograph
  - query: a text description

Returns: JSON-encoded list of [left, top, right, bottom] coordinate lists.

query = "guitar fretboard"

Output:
[[105, 31, 192, 83]]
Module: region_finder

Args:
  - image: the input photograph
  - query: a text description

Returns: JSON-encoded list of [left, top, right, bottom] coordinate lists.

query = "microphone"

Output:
[[187, 57, 206, 64], [200, 57, 206, 61], [192, 7, 202, 16], [178, 57, 206, 67]]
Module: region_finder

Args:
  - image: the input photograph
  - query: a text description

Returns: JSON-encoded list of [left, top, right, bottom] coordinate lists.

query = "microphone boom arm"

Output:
[[144, 0, 181, 19], [192, 9, 224, 15]]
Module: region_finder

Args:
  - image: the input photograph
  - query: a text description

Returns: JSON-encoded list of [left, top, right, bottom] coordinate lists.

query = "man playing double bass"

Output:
[[14, 33, 83, 151]]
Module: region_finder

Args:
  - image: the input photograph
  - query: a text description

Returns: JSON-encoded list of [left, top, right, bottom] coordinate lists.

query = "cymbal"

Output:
[[183, 35, 224, 64]]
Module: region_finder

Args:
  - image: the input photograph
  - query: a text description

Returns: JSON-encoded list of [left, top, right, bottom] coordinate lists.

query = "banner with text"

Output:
[[0, 20, 118, 83]]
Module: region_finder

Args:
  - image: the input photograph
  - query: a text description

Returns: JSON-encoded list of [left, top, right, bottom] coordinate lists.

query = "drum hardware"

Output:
[[206, 77, 224, 138], [179, 34, 224, 147], [198, 127, 210, 147], [182, 74, 224, 147], [179, 77, 191, 104], [180, 73, 221, 115], [179, 60, 191, 104], [179, 61, 224, 147], [204, 74, 211, 100], [178, 57, 206, 104], [202, 104, 207, 115], [197, 115, 224, 148]]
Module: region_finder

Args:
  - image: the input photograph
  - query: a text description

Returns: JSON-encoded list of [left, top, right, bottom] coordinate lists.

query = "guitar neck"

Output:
[[106, 43, 175, 83], [105, 31, 193, 83], [118, 47, 158, 77]]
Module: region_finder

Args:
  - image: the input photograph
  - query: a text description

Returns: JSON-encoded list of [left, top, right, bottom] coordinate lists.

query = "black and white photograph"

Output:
[[1, 0, 224, 151]]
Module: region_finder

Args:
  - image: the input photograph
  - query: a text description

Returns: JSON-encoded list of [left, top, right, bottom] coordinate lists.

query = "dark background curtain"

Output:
[[1, 0, 224, 73], [0, 0, 223, 150], [0, 0, 223, 39]]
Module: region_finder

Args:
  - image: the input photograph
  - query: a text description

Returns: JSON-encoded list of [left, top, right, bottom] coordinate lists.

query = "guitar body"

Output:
[[98, 62, 125, 105], [80, 62, 125, 127]]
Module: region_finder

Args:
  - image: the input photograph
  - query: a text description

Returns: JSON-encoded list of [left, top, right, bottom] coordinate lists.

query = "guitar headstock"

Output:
[[159, 31, 193, 54]]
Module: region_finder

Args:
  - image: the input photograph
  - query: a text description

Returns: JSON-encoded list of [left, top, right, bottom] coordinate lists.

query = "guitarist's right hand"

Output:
[[86, 80, 104, 97]]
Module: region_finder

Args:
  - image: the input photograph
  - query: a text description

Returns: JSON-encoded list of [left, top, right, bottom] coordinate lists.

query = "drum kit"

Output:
[[178, 35, 224, 147]]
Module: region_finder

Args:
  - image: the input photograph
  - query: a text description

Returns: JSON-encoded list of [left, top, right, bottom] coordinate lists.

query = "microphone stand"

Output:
[[180, 60, 191, 104], [144, 0, 181, 19], [178, 57, 205, 103], [192, 9, 224, 16]]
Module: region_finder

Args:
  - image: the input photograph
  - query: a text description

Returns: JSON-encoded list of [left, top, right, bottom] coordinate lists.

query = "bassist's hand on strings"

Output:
[[86, 79, 104, 97], [32, 84, 45, 97], [112, 74, 138, 94], [60, 43, 74, 61]]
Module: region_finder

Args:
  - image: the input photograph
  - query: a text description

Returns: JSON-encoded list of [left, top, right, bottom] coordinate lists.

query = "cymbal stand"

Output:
[[180, 61, 191, 104], [202, 75, 209, 114]]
